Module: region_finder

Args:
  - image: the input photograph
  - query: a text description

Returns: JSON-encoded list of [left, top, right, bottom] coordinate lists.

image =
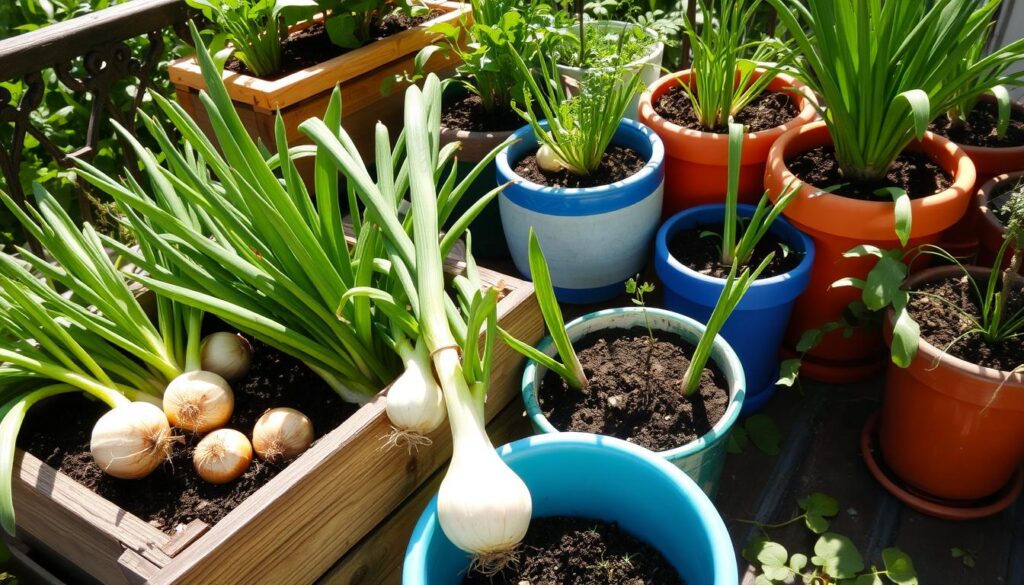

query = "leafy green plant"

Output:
[[507, 41, 644, 176], [316, 0, 426, 49], [951, 547, 978, 569], [550, 18, 658, 69], [500, 228, 589, 390], [767, 0, 1024, 184], [625, 274, 655, 342], [679, 0, 788, 132], [740, 493, 918, 585], [727, 413, 782, 456], [186, 0, 316, 77]]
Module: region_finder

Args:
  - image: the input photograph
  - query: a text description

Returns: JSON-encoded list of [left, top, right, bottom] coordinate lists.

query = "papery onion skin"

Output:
[[252, 407, 314, 462], [163, 370, 234, 433], [193, 428, 252, 484], [200, 332, 253, 381], [90, 401, 176, 480]]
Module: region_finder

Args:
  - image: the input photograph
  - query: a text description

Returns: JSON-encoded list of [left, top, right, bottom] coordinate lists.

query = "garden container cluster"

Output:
[[1, 0, 1023, 584]]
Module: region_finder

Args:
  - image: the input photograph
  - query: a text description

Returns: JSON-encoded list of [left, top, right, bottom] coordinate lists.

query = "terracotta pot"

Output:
[[878, 266, 1024, 502], [764, 121, 976, 383], [977, 172, 1024, 270], [937, 97, 1024, 261], [638, 69, 817, 218]]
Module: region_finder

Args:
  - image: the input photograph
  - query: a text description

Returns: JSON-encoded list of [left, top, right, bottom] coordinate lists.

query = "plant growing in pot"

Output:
[[655, 123, 814, 415], [497, 45, 664, 303], [760, 0, 1024, 382], [846, 187, 1024, 519], [507, 227, 765, 497], [978, 172, 1024, 269], [637, 0, 818, 216]]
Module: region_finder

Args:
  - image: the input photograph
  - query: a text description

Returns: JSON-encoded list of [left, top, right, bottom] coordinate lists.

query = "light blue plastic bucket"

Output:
[[403, 432, 738, 585], [522, 307, 745, 497]]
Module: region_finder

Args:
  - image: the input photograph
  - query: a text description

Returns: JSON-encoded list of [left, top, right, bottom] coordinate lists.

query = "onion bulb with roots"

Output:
[[536, 144, 568, 172], [251, 407, 314, 462], [200, 332, 252, 381], [193, 428, 252, 484], [90, 402, 177, 479], [385, 340, 446, 443], [163, 370, 234, 433]]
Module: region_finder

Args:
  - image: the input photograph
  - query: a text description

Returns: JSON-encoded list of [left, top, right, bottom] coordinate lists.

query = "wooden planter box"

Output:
[[168, 1, 468, 167], [11, 265, 541, 585]]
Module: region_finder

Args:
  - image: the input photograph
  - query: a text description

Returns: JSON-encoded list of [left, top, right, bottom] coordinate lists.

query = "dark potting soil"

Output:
[[991, 179, 1024, 225], [462, 516, 685, 585], [653, 85, 800, 133], [907, 275, 1024, 371], [669, 227, 803, 279], [786, 146, 952, 201], [538, 328, 729, 452], [515, 146, 647, 189], [16, 333, 359, 533], [225, 11, 443, 79], [441, 93, 524, 133], [928, 99, 1024, 149]]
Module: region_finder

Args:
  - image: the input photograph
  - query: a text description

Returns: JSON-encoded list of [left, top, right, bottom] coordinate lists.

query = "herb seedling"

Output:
[[315, 0, 425, 49], [625, 275, 656, 342]]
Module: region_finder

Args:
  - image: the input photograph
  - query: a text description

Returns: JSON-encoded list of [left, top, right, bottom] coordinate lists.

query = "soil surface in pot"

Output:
[[538, 327, 729, 452], [17, 332, 359, 532], [653, 85, 799, 133], [225, 10, 443, 79], [928, 100, 1024, 149], [787, 146, 952, 201], [991, 179, 1024, 226], [908, 274, 1024, 371], [462, 516, 685, 585], [669, 226, 803, 279], [515, 146, 647, 189], [441, 94, 524, 133]]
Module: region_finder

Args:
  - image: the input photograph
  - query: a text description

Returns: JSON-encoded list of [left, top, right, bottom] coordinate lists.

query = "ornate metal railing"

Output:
[[0, 0, 190, 245]]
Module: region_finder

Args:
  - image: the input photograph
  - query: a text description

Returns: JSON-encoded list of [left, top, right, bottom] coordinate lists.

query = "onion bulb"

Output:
[[200, 332, 252, 381], [163, 370, 234, 433], [536, 144, 567, 172], [251, 407, 313, 462], [193, 428, 252, 484], [90, 402, 176, 479], [385, 340, 446, 439]]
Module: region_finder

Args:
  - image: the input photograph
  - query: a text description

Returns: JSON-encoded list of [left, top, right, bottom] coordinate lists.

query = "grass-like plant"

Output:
[[507, 42, 644, 176], [680, 0, 789, 132], [942, 17, 1019, 140], [767, 0, 1024, 183]]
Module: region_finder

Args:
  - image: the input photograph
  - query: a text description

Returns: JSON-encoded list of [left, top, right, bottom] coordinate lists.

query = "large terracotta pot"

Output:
[[638, 69, 817, 218], [877, 266, 1024, 504], [764, 121, 976, 383], [977, 172, 1024, 270]]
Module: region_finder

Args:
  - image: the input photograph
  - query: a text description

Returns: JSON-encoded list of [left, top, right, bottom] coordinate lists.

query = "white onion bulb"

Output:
[[386, 341, 446, 437], [252, 407, 314, 462], [90, 402, 176, 479], [193, 428, 252, 484], [536, 144, 567, 172], [200, 332, 252, 381], [163, 370, 234, 433]]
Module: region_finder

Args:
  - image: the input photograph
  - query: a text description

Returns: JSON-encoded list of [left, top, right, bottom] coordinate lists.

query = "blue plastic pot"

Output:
[[522, 307, 745, 497], [655, 204, 814, 415], [496, 119, 665, 304], [403, 433, 737, 585]]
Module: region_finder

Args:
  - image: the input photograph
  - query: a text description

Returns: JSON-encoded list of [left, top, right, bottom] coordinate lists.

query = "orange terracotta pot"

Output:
[[765, 121, 976, 383], [937, 98, 1024, 261], [638, 69, 817, 218], [977, 171, 1024, 270], [878, 266, 1024, 502]]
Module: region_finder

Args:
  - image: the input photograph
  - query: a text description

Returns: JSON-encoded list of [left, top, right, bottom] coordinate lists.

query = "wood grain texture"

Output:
[[167, 1, 470, 111], [317, 400, 535, 585]]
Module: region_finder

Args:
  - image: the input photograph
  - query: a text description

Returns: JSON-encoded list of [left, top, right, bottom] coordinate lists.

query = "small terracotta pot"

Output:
[[976, 171, 1024, 271], [638, 69, 817, 218], [937, 97, 1024, 261], [878, 266, 1024, 502], [764, 121, 976, 383]]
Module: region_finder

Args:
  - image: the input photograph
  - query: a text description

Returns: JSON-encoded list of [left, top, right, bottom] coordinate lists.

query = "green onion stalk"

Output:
[[75, 21, 514, 445]]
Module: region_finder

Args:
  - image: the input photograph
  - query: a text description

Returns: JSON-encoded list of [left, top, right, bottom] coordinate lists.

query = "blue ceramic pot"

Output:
[[496, 119, 665, 304], [655, 204, 814, 415], [520, 307, 745, 498], [403, 433, 737, 585]]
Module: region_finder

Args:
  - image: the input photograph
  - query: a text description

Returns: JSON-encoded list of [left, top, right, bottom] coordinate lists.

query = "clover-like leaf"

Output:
[[798, 492, 838, 534], [727, 426, 749, 454], [789, 553, 808, 572], [855, 574, 884, 585], [758, 541, 792, 581], [811, 533, 865, 579], [882, 548, 918, 584], [777, 358, 801, 387], [742, 535, 770, 565], [747, 414, 782, 456]]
